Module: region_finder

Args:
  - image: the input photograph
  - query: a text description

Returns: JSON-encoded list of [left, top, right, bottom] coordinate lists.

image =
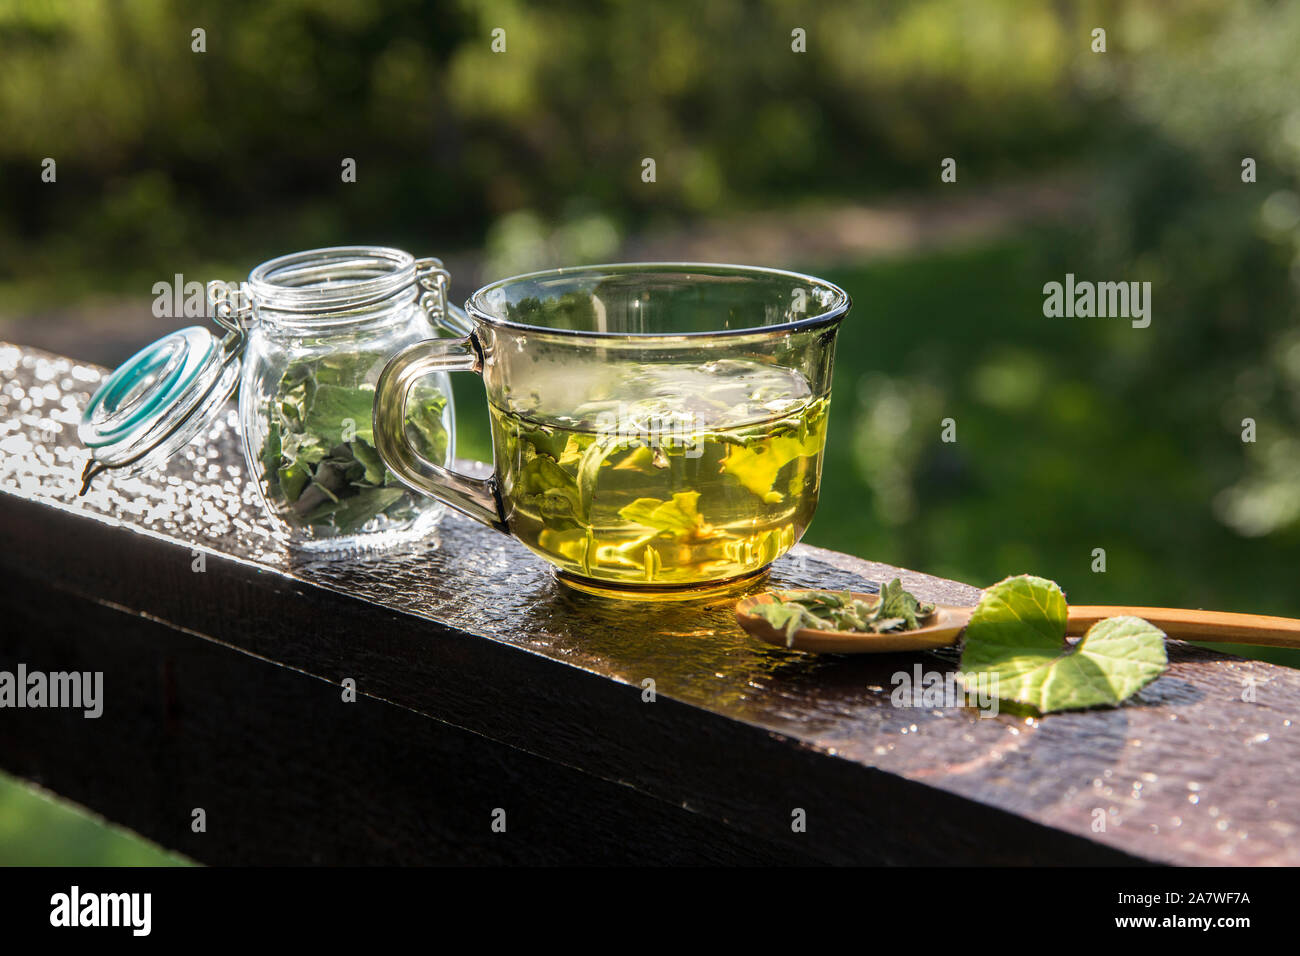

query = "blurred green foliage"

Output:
[[2, 0, 1299, 862], [0, 0, 1117, 304]]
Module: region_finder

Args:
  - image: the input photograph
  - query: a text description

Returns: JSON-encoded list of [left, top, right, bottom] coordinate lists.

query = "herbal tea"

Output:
[[490, 359, 830, 587]]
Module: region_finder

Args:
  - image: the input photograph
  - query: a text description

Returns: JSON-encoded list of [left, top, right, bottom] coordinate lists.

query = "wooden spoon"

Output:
[[735, 590, 1300, 654]]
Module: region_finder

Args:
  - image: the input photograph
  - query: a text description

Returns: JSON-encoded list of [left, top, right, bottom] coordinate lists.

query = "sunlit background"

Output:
[[2, 0, 1298, 863]]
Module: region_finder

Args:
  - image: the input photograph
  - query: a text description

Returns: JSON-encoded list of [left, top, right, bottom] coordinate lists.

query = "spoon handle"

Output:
[[1067, 606, 1300, 649]]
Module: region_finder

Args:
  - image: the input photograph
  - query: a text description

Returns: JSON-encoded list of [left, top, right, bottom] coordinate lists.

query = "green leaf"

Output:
[[303, 384, 376, 446], [518, 423, 570, 461], [351, 439, 386, 486], [749, 583, 938, 647], [876, 577, 926, 630], [404, 388, 449, 463], [276, 366, 315, 429], [750, 600, 831, 646], [256, 353, 450, 535], [575, 431, 622, 520], [301, 487, 406, 534], [720, 402, 828, 502], [959, 575, 1168, 714], [280, 429, 327, 466], [277, 460, 310, 503], [517, 455, 582, 527], [617, 491, 703, 535], [559, 432, 597, 467], [260, 420, 282, 480]]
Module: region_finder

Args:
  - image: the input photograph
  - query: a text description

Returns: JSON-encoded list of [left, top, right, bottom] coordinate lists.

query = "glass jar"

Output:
[[79, 245, 461, 553], [235, 247, 458, 550]]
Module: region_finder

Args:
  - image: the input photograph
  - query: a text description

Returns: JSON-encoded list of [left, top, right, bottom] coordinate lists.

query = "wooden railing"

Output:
[[0, 341, 1296, 864]]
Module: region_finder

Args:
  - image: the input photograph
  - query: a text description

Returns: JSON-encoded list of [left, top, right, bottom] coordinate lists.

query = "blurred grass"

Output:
[[0, 770, 192, 865]]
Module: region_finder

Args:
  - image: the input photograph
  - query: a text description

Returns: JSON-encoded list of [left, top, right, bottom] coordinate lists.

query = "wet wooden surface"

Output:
[[0, 341, 1297, 864]]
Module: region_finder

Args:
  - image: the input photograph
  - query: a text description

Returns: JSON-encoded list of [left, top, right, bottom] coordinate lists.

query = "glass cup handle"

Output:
[[372, 336, 508, 531]]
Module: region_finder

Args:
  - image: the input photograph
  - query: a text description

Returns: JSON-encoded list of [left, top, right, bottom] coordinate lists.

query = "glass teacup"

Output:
[[373, 263, 850, 599]]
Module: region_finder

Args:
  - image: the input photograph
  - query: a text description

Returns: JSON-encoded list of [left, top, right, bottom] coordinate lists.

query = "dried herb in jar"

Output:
[[258, 351, 449, 535]]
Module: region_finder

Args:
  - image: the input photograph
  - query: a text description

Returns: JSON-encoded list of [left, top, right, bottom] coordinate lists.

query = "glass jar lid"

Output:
[[78, 319, 243, 493], [78, 246, 459, 495]]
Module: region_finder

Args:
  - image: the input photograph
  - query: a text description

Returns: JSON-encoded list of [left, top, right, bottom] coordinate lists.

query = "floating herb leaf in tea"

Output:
[[258, 351, 449, 536], [751, 579, 937, 647]]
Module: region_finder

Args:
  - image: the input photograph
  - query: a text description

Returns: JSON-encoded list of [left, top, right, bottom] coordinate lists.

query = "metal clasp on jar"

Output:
[[415, 258, 474, 336]]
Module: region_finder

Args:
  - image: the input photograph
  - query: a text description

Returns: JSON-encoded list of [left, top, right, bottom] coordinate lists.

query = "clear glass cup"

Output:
[[236, 247, 457, 551], [373, 262, 850, 599]]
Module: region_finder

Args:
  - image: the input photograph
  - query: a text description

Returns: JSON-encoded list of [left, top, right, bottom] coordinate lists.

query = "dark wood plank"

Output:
[[1, 341, 1297, 864], [0, 581, 825, 865]]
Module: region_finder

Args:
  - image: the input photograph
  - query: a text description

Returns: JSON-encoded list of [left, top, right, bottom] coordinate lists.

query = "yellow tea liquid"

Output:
[[490, 360, 829, 588]]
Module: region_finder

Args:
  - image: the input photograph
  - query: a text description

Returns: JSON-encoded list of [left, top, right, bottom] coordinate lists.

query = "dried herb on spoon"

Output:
[[751, 578, 937, 647]]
